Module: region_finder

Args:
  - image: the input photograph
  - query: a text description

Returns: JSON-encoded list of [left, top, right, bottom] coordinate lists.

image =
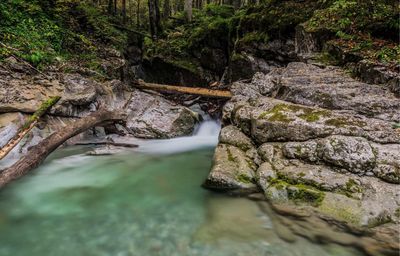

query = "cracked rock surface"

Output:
[[204, 62, 400, 250]]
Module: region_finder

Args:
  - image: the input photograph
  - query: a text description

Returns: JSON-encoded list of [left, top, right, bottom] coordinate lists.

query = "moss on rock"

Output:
[[258, 103, 331, 123]]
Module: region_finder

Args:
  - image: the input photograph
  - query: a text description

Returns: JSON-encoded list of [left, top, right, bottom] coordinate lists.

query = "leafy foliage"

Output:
[[0, 0, 127, 67], [305, 0, 399, 64]]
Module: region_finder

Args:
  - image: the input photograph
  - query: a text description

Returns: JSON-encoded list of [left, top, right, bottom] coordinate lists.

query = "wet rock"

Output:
[[203, 144, 258, 194], [125, 90, 199, 139], [219, 125, 254, 151]]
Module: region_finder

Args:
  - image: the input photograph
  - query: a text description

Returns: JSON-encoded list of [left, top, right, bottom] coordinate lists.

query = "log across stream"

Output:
[[0, 121, 366, 256]]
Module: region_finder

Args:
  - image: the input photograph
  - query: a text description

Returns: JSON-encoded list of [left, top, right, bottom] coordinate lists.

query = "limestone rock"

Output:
[[318, 136, 376, 174], [282, 136, 399, 183], [125, 90, 199, 139], [207, 62, 400, 230], [203, 144, 258, 194], [219, 125, 254, 151], [267, 62, 400, 122], [233, 97, 399, 144]]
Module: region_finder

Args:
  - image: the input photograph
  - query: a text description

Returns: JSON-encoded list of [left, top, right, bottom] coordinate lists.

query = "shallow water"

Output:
[[0, 122, 363, 256]]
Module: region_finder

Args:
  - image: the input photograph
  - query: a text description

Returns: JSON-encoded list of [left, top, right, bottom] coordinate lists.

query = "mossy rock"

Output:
[[258, 103, 331, 123], [287, 185, 325, 206]]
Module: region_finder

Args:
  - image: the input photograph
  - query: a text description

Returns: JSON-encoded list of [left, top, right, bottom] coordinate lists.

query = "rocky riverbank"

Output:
[[203, 62, 400, 253], [0, 56, 200, 169]]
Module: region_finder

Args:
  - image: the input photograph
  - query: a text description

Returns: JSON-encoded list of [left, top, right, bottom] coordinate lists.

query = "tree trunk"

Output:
[[0, 109, 125, 188], [148, 0, 162, 39], [148, 0, 156, 38], [0, 96, 61, 161], [162, 0, 171, 20], [122, 0, 127, 22], [184, 0, 193, 22], [108, 0, 113, 14], [114, 0, 118, 15], [134, 81, 232, 98], [136, 0, 141, 26]]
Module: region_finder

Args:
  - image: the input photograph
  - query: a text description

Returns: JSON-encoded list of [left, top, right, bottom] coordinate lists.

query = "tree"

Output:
[[136, 0, 141, 26], [148, 0, 162, 38], [184, 0, 192, 22], [122, 0, 127, 22], [108, 0, 113, 14], [162, 0, 171, 20]]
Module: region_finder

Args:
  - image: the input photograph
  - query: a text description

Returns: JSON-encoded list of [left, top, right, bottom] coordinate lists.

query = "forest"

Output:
[[0, 0, 399, 256]]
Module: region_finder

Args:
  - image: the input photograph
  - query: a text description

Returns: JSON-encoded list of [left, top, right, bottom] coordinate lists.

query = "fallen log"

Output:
[[0, 109, 125, 188], [0, 96, 61, 160], [74, 140, 138, 148], [134, 81, 232, 98]]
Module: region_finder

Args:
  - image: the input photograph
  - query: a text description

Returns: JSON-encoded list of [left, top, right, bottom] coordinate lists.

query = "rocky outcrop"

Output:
[[252, 62, 400, 122], [0, 58, 199, 168], [205, 63, 400, 235]]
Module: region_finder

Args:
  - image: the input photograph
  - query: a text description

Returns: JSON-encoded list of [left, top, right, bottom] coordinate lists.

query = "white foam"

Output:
[[136, 120, 221, 154]]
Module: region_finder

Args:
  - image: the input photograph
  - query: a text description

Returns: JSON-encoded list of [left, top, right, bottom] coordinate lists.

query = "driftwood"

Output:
[[134, 81, 232, 98], [74, 140, 138, 148], [0, 109, 125, 188], [0, 96, 61, 161]]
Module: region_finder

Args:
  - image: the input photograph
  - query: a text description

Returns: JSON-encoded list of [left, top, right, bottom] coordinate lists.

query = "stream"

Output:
[[0, 121, 364, 256]]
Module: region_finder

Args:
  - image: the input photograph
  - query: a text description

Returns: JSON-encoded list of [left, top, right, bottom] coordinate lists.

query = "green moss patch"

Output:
[[325, 117, 366, 127], [22, 96, 61, 130], [287, 184, 325, 207], [258, 103, 331, 123], [236, 173, 254, 184]]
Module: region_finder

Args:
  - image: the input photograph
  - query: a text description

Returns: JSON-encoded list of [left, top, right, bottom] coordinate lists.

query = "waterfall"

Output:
[[136, 120, 221, 154]]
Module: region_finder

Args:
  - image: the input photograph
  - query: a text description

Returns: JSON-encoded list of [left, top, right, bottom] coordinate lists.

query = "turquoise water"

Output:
[[0, 145, 363, 256]]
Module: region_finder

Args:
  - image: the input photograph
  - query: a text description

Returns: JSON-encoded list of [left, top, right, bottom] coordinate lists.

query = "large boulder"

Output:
[[125, 90, 199, 139]]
